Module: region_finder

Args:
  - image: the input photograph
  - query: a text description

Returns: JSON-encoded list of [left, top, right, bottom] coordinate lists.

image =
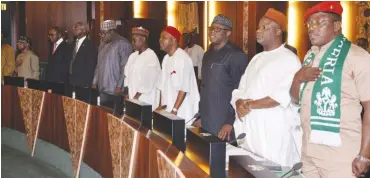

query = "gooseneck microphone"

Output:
[[280, 162, 303, 178], [227, 133, 247, 145]]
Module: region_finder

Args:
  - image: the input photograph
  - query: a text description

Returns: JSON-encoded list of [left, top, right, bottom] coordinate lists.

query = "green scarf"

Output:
[[299, 34, 351, 147]]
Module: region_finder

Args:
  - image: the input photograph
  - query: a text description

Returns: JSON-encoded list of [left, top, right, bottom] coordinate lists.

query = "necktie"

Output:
[[70, 39, 79, 75], [73, 39, 79, 58], [52, 43, 57, 54]]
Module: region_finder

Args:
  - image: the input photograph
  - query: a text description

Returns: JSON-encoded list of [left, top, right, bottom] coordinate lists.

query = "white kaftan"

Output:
[[157, 48, 200, 124], [124, 48, 161, 111], [185, 44, 204, 79], [231, 44, 302, 167]]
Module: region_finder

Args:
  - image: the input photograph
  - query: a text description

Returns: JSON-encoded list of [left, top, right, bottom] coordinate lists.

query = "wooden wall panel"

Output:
[[25, 2, 87, 61], [140, 1, 167, 21], [215, 1, 244, 48]]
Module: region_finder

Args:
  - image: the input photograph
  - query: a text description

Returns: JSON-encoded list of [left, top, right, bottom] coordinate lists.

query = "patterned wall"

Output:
[[243, 2, 249, 54]]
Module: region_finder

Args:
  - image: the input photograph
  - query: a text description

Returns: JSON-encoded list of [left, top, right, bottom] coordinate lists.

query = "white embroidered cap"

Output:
[[101, 20, 117, 31]]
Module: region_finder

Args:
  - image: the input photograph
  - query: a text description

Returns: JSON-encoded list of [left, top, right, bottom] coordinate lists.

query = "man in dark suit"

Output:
[[46, 26, 72, 83], [69, 22, 97, 87]]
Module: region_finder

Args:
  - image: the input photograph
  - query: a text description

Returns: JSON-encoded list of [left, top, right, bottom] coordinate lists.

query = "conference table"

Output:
[[1, 77, 302, 178]]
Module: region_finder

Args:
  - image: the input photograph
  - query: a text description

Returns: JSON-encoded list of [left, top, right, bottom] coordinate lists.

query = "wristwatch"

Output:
[[356, 154, 370, 165], [172, 108, 178, 112]]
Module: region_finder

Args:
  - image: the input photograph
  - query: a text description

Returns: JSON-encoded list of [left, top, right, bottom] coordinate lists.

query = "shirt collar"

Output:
[[55, 38, 64, 45], [77, 36, 87, 43], [310, 38, 335, 54]]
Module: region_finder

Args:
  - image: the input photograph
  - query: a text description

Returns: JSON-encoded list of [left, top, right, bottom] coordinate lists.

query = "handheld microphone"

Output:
[[280, 162, 303, 178]]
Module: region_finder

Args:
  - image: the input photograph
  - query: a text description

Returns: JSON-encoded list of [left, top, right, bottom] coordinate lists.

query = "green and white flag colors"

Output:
[[299, 34, 351, 147]]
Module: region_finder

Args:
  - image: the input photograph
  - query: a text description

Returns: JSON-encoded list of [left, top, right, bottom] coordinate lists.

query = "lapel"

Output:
[[75, 38, 87, 58], [53, 41, 65, 56]]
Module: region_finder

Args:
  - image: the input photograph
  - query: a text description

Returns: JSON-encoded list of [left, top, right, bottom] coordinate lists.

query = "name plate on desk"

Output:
[[3, 76, 25, 87], [153, 110, 185, 152], [26, 79, 40, 90], [40, 80, 66, 95], [228, 156, 279, 178], [64, 85, 98, 105], [186, 127, 226, 178], [125, 99, 152, 129]]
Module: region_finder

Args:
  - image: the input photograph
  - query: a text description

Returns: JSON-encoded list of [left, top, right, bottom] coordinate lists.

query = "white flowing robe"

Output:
[[124, 48, 161, 111], [157, 48, 200, 124], [231, 44, 302, 167]]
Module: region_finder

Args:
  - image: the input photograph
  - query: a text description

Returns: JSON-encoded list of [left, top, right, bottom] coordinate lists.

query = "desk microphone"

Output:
[[280, 162, 303, 178], [227, 133, 246, 145], [185, 112, 201, 126]]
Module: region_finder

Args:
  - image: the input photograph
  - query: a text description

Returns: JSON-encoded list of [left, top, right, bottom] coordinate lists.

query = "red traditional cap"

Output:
[[163, 26, 181, 41], [263, 8, 287, 30], [304, 1, 343, 22]]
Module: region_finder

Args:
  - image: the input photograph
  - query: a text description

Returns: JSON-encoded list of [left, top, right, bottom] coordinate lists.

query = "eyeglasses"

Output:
[[305, 19, 334, 29], [48, 33, 57, 36], [208, 27, 229, 33]]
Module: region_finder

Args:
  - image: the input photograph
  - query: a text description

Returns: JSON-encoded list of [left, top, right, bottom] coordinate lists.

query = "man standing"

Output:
[[92, 20, 133, 103], [15, 36, 39, 80], [1, 32, 15, 80], [46, 26, 72, 83], [69, 22, 97, 87], [197, 14, 248, 141], [231, 9, 301, 167], [124, 27, 161, 111], [184, 31, 204, 80], [290, 2, 370, 177], [157, 26, 199, 124]]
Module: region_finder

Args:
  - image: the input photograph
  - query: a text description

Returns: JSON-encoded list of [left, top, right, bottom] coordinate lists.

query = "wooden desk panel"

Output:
[[83, 106, 114, 178], [37, 93, 70, 152], [2, 85, 210, 178], [1, 86, 26, 133]]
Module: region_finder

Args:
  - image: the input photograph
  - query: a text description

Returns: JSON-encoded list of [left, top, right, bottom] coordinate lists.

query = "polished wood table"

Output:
[[1, 85, 210, 178]]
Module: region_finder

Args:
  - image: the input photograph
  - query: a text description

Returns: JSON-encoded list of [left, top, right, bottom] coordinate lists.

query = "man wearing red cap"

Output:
[[232, 8, 301, 167], [157, 26, 200, 124], [290, 2, 370, 177]]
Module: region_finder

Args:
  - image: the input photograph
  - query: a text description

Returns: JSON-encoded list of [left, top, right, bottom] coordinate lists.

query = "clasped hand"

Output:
[[236, 99, 252, 119]]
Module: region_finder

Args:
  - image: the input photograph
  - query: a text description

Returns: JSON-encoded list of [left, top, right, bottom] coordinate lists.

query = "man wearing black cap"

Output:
[[15, 36, 39, 79], [197, 14, 248, 142]]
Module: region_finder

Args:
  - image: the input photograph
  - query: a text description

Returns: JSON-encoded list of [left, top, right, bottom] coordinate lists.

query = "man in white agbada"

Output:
[[184, 31, 204, 79], [231, 8, 301, 167], [124, 27, 161, 111], [157, 26, 200, 124]]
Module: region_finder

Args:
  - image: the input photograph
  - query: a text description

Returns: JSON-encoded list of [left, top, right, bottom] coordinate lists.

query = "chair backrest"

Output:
[[39, 61, 48, 80]]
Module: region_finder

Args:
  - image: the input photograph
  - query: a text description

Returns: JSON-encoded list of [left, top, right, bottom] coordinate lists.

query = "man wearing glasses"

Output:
[[15, 36, 39, 80], [92, 20, 133, 104], [232, 8, 301, 167], [46, 26, 72, 83], [290, 2, 370, 177], [196, 14, 248, 142]]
